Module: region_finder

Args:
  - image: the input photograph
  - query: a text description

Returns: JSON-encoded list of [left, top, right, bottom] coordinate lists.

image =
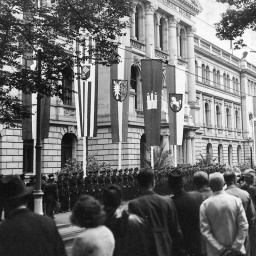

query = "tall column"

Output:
[[145, 3, 157, 57], [168, 17, 179, 65], [186, 137, 192, 164], [191, 137, 195, 164], [187, 27, 199, 121]]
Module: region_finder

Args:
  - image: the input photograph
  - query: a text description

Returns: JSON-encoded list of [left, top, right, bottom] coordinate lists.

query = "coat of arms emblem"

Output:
[[81, 65, 91, 80], [169, 93, 183, 112], [112, 79, 128, 102]]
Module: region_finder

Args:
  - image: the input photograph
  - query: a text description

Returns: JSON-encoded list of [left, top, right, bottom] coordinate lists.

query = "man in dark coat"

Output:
[[0, 175, 66, 256], [69, 171, 78, 209], [44, 174, 58, 219], [168, 169, 204, 256], [103, 184, 149, 256], [128, 167, 185, 256]]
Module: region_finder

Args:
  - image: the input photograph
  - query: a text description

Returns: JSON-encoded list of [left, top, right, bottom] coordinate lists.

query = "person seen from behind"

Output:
[[70, 195, 115, 256], [103, 184, 149, 256]]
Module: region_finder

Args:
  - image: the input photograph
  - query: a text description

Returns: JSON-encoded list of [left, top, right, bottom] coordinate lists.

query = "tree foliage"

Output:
[[215, 0, 256, 49], [0, 0, 132, 126]]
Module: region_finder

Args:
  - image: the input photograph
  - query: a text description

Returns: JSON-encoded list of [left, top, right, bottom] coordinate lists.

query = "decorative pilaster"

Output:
[[145, 4, 158, 57], [168, 17, 179, 65], [185, 130, 195, 165], [155, 14, 161, 50]]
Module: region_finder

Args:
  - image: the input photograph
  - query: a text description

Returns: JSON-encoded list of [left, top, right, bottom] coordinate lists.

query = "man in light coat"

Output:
[[200, 172, 248, 256]]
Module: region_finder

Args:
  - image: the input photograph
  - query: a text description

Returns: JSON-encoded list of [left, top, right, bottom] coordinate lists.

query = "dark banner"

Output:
[[141, 59, 162, 147]]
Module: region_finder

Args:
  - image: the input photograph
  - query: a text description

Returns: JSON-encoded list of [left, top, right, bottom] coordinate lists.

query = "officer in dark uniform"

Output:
[[69, 171, 78, 210], [127, 168, 134, 200], [92, 170, 99, 200], [44, 174, 58, 219], [84, 169, 93, 196], [123, 168, 129, 201], [57, 173, 65, 213], [62, 172, 70, 212], [105, 169, 112, 188], [134, 167, 140, 198], [98, 169, 106, 202], [77, 171, 85, 199], [26, 175, 36, 212], [111, 169, 118, 185], [41, 175, 47, 214]]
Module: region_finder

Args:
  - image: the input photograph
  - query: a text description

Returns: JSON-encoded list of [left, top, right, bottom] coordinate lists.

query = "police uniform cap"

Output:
[[124, 168, 128, 172], [134, 167, 139, 171], [113, 169, 117, 173], [128, 168, 133, 172], [118, 169, 123, 172], [107, 169, 111, 173]]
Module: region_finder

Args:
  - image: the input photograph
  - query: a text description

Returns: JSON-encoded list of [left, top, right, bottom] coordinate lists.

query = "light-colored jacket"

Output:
[[200, 190, 248, 256]]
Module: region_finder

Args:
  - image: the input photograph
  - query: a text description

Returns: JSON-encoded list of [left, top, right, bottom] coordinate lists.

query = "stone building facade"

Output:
[[1, 0, 256, 175]]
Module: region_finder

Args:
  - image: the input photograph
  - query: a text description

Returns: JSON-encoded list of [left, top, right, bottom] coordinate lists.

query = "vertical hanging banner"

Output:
[[166, 65, 186, 145], [141, 59, 162, 147], [110, 46, 132, 143], [74, 36, 98, 138]]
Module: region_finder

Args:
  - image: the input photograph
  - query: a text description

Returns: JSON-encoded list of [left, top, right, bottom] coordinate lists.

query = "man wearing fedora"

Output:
[[0, 175, 66, 256], [44, 173, 59, 219]]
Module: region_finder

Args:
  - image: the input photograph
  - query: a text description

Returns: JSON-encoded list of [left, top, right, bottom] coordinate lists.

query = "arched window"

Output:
[[227, 75, 230, 91], [232, 77, 236, 94], [237, 145, 242, 163], [206, 66, 210, 85], [206, 143, 213, 156], [205, 102, 210, 126], [217, 70, 220, 88], [135, 4, 143, 41], [195, 61, 199, 81], [213, 69, 217, 87], [216, 105, 221, 128], [226, 107, 231, 129], [236, 78, 239, 95], [179, 28, 186, 59], [228, 145, 233, 165], [159, 18, 163, 51], [235, 110, 239, 130], [130, 65, 142, 111], [62, 67, 73, 106], [61, 133, 77, 168], [218, 144, 223, 163], [223, 73, 227, 90], [202, 64, 206, 84]]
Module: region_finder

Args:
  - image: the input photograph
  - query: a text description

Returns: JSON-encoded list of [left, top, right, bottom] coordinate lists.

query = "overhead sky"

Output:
[[193, 0, 256, 65]]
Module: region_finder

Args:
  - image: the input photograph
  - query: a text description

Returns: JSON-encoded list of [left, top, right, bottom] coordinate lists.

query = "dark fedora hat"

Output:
[[0, 175, 34, 201]]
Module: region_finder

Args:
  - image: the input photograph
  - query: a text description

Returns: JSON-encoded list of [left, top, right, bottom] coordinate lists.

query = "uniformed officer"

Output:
[[69, 171, 78, 210], [98, 169, 106, 202], [111, 169, 118, 185], [92, 170, 99, 200], [77, 171, 85, 199], [123, 168, 129, 201], [105, 169, 112, 188], [133, 167, 140, 198], [128, 168, 135, 200], [62, 172, 70, 212], [84, 169, 93, 196]]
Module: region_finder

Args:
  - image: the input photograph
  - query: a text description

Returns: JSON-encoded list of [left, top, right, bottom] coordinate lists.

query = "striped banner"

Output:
[[74, 36, 98, 138], [166, 65, 186, 145]]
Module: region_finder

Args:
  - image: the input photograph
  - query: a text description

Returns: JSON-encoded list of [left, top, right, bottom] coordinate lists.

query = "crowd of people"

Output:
[[0, 166, 256, 256]]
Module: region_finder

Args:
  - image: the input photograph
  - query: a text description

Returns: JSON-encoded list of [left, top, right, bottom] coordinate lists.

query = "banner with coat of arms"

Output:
[[141, 59, 162, 147], [166, 65, 186, 145], [110, 46, 132, 143]]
